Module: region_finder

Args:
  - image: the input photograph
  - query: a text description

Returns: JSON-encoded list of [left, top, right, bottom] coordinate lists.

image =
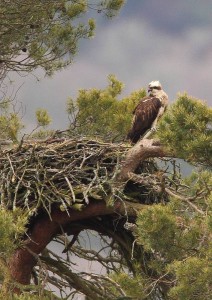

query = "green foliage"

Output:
[[10, 290, 62, 300], [136, 205, 179, 261], [0, 209, 27, 256], [157, 94, 212, 167], [169, 257, 212, 300], [0, 0, 124, 76], [183, 170, 212, 208], [111, 165, 211, 299], [29, 129, 55, 140], [12, 296, 49, 300], [4, 290, 59, 300], [0, 209, 28, 298], [67, 74, 146, 141], [110, 272, 147, 299], [127, 170, 211, 299], [137, 202, 209, 258], [0, 102, 23, 141], [102, 0, 125, 18], [36, 109, 52, 127]]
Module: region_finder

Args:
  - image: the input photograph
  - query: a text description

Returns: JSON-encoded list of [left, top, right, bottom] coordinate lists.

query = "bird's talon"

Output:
[[151, 127, 157, 132]]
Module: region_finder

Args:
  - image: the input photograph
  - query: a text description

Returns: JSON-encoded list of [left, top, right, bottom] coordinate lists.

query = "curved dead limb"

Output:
[[118, 139, 170, 182], [8, 199, 142, 290]]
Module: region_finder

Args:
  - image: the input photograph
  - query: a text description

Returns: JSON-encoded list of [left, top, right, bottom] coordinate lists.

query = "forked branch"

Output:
[[118, 139, 169, 182]]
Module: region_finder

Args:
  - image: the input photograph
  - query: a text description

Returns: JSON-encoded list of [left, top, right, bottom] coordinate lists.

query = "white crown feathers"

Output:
[[148, 81, 162, 88]]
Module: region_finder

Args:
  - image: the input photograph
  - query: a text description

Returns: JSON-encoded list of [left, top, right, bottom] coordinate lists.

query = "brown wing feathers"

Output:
[[127, 97, 161, 143]]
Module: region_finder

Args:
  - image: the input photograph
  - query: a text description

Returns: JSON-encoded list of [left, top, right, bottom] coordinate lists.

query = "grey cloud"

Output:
[[121, 0, 212, 35]]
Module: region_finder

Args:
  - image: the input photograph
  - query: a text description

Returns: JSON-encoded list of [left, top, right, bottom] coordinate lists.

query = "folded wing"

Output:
[[127, 97, 162, 143]]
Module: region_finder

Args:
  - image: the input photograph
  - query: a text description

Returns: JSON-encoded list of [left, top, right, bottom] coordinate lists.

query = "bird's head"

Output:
[[148, 80, 162, 96]]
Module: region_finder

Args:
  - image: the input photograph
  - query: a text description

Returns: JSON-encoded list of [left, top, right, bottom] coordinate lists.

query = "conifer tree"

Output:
[[0, 75, 211, 299], [0, 1, 211, 299], [0, 0, 124, 78]]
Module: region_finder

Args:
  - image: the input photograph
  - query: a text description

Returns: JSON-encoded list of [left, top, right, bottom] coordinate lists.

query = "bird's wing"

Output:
[[132, 96, 149, 114], [127, 97, 161, 143]]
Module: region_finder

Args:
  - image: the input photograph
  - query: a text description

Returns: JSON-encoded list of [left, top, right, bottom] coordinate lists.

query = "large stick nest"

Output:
[[0, 137, 158, 216]]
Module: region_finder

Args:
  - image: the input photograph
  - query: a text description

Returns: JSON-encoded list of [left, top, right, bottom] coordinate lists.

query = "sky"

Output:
[[11, 0, 212, 132]]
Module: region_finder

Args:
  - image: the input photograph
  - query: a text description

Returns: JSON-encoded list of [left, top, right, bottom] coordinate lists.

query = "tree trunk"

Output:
[[9, 200, 138, 287]]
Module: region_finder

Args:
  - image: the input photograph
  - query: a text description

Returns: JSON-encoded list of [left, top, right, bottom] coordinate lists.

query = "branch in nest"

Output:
[[118, 139, 170, 182]]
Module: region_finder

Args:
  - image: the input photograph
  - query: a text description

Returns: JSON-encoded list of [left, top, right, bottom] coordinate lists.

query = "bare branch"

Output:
[[118, 139, 170, 182]]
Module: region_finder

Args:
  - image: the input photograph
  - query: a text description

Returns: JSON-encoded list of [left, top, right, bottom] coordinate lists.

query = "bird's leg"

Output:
[[150, 106, 165, 132], [150, 118, 159, 133], [150, 125, 158, 132], [143, 129, 154, 139]]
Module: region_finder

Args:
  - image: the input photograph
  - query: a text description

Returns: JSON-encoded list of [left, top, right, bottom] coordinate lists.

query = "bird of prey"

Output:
[[127, 81, 168, 143]]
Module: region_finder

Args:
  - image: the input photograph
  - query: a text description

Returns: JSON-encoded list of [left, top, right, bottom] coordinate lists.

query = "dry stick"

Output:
[[65, 176, 76, 203], [165, 187, 205, 215]]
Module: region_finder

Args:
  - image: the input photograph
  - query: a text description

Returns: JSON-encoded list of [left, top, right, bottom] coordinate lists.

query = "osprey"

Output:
[[127, 81, 168, 143]]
